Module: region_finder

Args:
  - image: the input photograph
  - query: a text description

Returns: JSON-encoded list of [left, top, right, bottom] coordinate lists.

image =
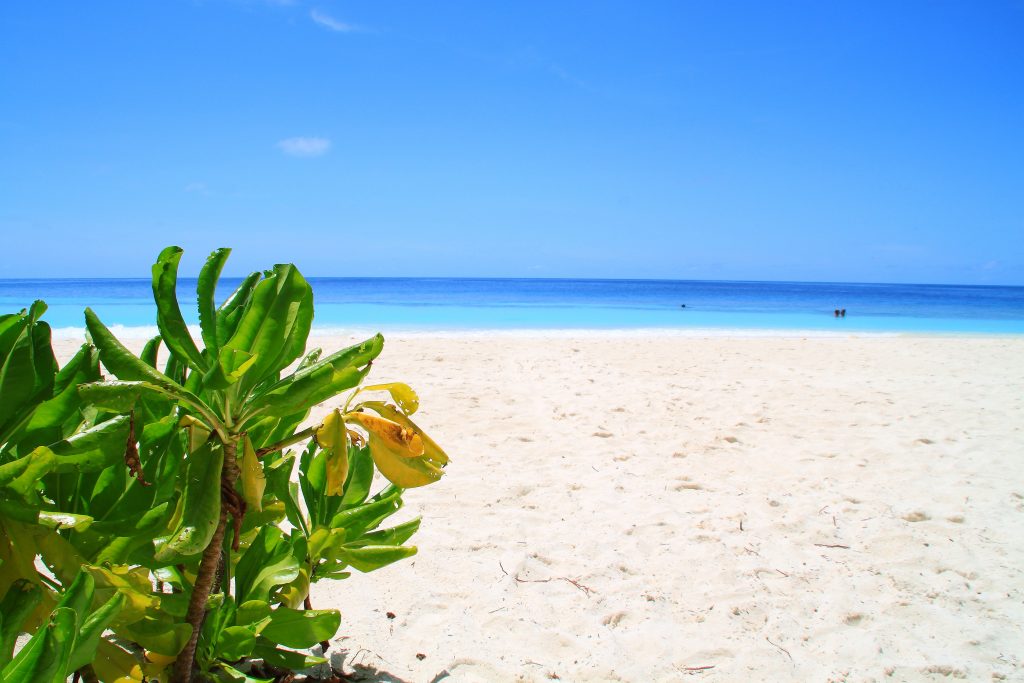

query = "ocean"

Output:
[[1, 277, 1023, 336]]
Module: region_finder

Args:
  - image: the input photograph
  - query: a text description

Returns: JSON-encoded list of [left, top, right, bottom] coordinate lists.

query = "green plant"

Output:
[[76, 247, 448, 682], [0, 248, 447, 682], [1, 570, 125, 683]]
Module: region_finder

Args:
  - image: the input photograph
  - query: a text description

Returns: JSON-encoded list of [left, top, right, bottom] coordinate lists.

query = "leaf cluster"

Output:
[[0, 247, 449, 682]]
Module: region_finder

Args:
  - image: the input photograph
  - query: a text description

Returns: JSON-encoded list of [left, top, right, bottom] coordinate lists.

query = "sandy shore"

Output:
[[55, 333, 1024, 681]]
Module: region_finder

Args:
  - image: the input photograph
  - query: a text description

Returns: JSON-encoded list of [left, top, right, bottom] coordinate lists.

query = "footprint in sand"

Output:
[[601, 611, 627, 628], [902, 510, 930, 522]]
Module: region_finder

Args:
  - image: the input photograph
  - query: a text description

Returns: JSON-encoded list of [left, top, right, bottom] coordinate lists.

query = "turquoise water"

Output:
[[1, 277, 1022, 334]]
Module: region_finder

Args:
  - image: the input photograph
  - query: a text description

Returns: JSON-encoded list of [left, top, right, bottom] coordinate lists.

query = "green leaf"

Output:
[[234, 600, 272, 634], [77, 380, 158, 413], [68, 592, 126, 671], [152, 246, 207, 372], [140, 335, 162, 368], [202, 347, 258, 390], [223, 264, 313, 392], [217, 626, 256, 661], [12, 342, 99, 451], [247, 334, 384, 419], [118, 615, 192, 657], [252, 639, 326, 670], [90, 499, 174, 538], [54, 571, 94, 631], [264, 456, 303, 536], [0, 304, 55, 439], [0, 416, 129, 498], [215, 272, 261, 347], [198, 247, 231, 355], [260, 606, 340, 650], [215, 663, 274, 683], [82, 565, 160, 624], [155, 442, 224, 561], [234, 526, 299, 603], [329, 488, 404, 539], [36, 511, 94, 530], [83, 309, 213, 422], [346, 518, 421, 549], [338, 544, 417, 572], [339, 445, 374, 509], [0, 580, 42, 665], [1, 606, 77, 683]]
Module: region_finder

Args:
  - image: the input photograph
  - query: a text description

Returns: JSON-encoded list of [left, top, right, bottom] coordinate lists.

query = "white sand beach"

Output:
[[55, 333, 1024, 681]]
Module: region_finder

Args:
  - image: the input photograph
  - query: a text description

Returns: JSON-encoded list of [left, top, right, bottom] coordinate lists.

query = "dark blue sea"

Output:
[[1, 278, 1023, 335]]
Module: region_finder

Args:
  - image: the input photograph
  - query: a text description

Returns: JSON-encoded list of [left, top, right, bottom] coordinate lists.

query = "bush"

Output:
[[0, 248, 448, 682]]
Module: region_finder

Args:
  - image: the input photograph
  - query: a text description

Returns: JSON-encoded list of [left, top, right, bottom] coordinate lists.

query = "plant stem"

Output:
[[254, 425, 318, 458], [171, 440, 239, 683]]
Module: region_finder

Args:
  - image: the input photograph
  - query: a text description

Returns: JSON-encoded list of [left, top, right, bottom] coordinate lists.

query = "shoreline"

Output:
[[48, 323, 1024, 341]]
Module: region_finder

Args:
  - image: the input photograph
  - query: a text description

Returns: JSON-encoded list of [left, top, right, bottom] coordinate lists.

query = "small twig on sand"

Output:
[[814, 543, 850, 549], [775, 569, 789, 577], [561, 577, 595, 596], [499, 562, 595, 596], [766, 636, 793, 661], [682, 665, 716, 672]]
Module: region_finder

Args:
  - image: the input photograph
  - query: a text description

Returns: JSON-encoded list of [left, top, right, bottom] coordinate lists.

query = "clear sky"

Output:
[[1, 1, 1022, 284]]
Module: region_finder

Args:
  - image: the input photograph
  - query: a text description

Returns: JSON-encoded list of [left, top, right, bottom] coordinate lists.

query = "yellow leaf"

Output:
[[316, 409, 347, 451], [316, 410, 350, 496], [240, 435, 265, 513], [85, 565, 160, 623], [142, 650, 177, 680], [367, 432, 444, 488], [279, 566, 310, 609], [347, 412, 423, 458], [325, 446, 349, 497], [95, 639, 145, 683], [361, 382, 420, 415], [347, 429, 365, 447], [179, 415, 211, 453], [365, 402, 449, 467]]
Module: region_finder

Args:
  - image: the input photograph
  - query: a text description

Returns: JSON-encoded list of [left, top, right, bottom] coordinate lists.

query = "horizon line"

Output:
[[0, 275, 1021, 289]]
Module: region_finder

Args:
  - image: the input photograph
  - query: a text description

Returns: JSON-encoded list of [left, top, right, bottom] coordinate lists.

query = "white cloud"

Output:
[[310, 9, 357, 32], [277, 136, 332, 157]]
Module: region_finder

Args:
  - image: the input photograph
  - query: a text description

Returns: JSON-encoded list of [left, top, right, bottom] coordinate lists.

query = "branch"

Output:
[[254, 425, 318, 458]]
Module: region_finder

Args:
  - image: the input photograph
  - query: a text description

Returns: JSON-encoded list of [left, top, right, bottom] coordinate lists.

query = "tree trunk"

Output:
[[171, 441, 239, 683]]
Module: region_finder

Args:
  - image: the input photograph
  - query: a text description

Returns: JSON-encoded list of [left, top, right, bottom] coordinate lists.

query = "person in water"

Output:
[[841, 309, 846, 317], [834, 309, 840, 317]]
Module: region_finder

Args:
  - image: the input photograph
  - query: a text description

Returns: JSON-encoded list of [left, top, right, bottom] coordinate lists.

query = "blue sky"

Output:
[[1, 1, 1022, 284]]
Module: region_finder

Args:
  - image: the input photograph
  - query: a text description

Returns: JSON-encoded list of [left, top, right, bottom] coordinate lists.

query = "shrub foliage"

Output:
[[0, 248, 447, 682]]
